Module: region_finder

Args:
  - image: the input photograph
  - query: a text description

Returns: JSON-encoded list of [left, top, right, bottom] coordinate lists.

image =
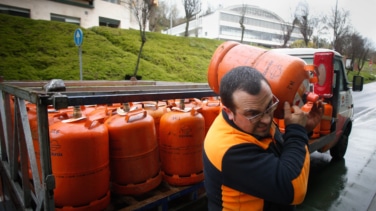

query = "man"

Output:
[[203, 66, 322, 210]]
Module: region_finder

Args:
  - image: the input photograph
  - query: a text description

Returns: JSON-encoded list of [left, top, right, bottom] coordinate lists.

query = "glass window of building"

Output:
[[51, 14, 80, 25], [99, 17, 120, 28], [102, 0, 119, 4], [0, 4, 30, 18]]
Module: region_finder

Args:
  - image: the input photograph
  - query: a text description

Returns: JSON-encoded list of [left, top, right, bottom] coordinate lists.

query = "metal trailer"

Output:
[[0, 79, 216, 211]]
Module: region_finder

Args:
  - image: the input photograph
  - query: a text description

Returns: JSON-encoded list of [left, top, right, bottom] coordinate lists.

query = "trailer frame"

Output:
[[0, 79, 216, 211]]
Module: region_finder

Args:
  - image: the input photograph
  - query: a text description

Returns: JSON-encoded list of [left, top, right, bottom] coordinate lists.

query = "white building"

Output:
[[0, 0, 139, 29], [1, 1, 301, 47], [166, 4, 302, 48]]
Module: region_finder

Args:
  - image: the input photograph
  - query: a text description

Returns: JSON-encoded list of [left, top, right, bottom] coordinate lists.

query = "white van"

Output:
[[270, 48, 364, 159]]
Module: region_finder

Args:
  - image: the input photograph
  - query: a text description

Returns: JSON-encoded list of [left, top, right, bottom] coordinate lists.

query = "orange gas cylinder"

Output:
[[27, 103, 71, 181], [320, 103, 333, 135], [200, 97, 221, 135], [274, 118, 285, 134], [10, 96, 15, 126], [141, 101, 170, 144], [105, 103, 162, 195], [159, 106, 205, 186], [26, 103, 40, 180], [26, 103, 39, 145], [311, 123, 321, 138], [208, 41, 314, 118], [49, 111, 110, 210]]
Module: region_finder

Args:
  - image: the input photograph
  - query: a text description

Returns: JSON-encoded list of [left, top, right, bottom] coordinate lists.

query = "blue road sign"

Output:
[[74, 28, 83, 46]]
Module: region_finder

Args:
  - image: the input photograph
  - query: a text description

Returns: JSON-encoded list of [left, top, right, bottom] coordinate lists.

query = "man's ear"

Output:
[[222, 106, 235, 120]]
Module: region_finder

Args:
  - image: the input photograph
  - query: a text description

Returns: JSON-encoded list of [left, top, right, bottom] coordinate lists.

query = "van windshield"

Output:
[[302, 58, 313, 64]]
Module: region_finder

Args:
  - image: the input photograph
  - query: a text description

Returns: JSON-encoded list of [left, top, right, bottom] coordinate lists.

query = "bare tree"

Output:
[[169, 2, 180, 30], [343, 32, 370, 74], [281, 17, 298, 47], [370, 51, 376, 65], [182, 0, 201, 37], [312, 16, 329, 48], [148, 6, 158, 31], [327, 1, 351, 52], [312, 35, 331, 49], [203, 2, 216, 15], [239, 4, 246, 43], [148, 1, 179, 32], [125, 0, 158, 79], [295, 2, 314, 47]]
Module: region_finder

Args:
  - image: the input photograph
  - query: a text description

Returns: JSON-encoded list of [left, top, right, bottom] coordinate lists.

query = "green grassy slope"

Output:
[[0, 14, 223, 82], [1, 14, 375, 83]]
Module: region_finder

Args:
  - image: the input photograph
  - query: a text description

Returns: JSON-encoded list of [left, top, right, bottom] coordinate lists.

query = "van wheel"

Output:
[[330, 129, 349, 160]]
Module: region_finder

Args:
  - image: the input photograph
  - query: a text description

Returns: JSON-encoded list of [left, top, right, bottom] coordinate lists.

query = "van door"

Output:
[[334, 57, 354, 119]]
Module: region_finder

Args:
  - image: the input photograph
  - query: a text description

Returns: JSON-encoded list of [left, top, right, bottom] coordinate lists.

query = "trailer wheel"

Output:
[[330, 126, 350, 160]]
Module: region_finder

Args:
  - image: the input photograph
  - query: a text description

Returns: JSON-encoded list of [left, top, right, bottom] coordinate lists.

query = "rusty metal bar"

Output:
[[36, 102, 55, 211]]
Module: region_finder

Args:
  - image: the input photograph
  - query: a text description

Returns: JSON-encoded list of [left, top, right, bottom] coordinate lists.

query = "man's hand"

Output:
[[283, 101, 323, 132], [305, 101, 323, 132], [283, 101, 307, 127]]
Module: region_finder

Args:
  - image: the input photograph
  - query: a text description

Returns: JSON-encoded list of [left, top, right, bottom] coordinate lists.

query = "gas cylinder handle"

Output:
[[166, 99, 177, 108], [205, 99, 221, 107], [300, 92, 319, 113], [190, 107, 202, 116], [170, 106, 201, 114], [141, 101, 159, 110], [50, 112, 69, 121], [304, 64, 318, 83], [125, 108, 147, 123], [84, 117, 105, 129], [301, 102, 314, 113], [105, 107, 118, 117], [186, 98, 202, 109]]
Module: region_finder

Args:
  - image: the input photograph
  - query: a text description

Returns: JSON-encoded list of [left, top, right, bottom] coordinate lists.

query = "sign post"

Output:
[[74, 28, 84, 80]]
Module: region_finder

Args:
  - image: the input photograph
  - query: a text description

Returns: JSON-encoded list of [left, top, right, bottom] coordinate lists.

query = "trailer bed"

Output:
[[0, 79, 216, 211]]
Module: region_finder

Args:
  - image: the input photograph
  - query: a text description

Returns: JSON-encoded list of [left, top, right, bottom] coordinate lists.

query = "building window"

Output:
[[50, 0, 94, 8], [99, 17, 120, 28], [220, 13, 282, 31], [0, 4, 30, 18], [231, 7, 281, 22], [102, 0, 119, 4], [51, 13, 80, 25]]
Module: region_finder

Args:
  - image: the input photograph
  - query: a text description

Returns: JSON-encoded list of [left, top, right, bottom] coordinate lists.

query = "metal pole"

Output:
[[79, 46, 83, 80], [333, 0, 338, 50], [37, 102, 55, 211], [169, 0, 172, 34]]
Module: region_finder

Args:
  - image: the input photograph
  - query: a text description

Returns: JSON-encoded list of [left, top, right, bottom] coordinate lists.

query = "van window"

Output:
[[302, 58, 313, 65], [334, 59, 346, 91]]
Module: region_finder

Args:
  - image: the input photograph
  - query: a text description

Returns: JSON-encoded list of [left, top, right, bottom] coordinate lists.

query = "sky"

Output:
[[169, 0, 376, 48]]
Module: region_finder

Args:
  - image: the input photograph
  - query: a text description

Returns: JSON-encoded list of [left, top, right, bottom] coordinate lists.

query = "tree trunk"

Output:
[[240, 25, 245, 43], [185, 19, 190, 37], [134, 40, 145, 77]]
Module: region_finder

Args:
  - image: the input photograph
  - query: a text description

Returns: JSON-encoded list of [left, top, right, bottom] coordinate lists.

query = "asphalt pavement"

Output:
[[368, 193, 376, 211]]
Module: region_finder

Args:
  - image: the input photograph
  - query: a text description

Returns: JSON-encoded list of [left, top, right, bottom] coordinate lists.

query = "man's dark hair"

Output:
[[219, 66, 269, 112]]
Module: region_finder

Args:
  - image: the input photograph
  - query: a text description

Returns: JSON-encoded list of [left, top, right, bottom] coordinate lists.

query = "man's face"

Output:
[[224, 81, 275, 138]]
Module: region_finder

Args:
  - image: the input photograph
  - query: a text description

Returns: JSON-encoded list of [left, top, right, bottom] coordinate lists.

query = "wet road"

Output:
[[297, 82, 376, 211]]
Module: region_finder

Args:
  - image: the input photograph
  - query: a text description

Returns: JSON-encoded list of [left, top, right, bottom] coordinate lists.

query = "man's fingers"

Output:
[[284, 101, 291, 117]]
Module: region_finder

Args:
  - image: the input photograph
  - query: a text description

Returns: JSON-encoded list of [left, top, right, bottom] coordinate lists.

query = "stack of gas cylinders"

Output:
[[25, 96, 222, 211]]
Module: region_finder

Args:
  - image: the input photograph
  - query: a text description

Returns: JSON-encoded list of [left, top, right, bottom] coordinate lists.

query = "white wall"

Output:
[[0, 0, 138, 29], [201, 12, 219, 39]]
